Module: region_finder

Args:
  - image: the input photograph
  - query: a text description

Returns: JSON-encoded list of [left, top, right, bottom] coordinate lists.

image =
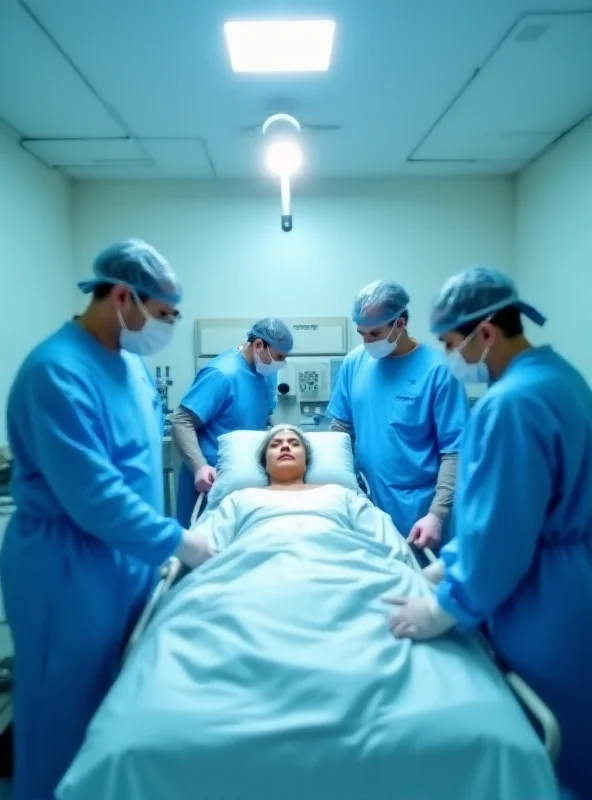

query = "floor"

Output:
[[0, 780, 10, 799]]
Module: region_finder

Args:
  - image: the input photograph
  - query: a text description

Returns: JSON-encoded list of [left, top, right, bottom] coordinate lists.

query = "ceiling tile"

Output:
[[414, 12, 592, 162], [0, 0, 125, 137], [141, 138, 214, 176], [22, 137, 147, 166]]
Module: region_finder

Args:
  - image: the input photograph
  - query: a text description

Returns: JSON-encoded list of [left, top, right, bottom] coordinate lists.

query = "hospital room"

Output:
[[0, 0, 591, 797]]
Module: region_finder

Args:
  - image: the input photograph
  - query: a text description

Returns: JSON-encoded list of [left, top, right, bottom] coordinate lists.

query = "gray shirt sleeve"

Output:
[[330, 418, 457, 520], [171, 407, 208, 473], [329, 417, 355, 441], [428, 452, 458, 521]]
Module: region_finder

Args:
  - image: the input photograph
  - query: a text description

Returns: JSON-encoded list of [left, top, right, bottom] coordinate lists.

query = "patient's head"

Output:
[[259, 425, 312, 485]]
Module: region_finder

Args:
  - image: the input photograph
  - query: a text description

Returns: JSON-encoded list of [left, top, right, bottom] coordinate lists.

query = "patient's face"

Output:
[[265, 431, 307, 481]]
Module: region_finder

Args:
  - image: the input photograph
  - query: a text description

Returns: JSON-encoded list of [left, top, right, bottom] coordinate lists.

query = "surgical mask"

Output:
[[254, 348, 284, 376], [117, 302, 175, 357], [447, 345, 490, 384], [446, 317, 492, 384], [364, 322, 402, 360]]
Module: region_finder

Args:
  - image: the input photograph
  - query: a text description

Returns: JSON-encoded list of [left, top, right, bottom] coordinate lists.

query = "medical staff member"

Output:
[[328, 280, 469, 549], [173, 317, 293, 527], [1, 240, 214, 800], [387, 266, 592, 800]]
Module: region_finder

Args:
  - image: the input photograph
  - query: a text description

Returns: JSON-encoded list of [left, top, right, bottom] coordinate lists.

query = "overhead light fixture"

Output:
[[262, 114, 303, 233], [224, 20, 335, 73], [265, 140, 302, 178]]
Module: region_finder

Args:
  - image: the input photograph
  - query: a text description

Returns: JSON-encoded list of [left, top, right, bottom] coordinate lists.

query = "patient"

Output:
[[191, 424, 416, 566], [259, 425, 319, 491], [262, 425, 446, 586]]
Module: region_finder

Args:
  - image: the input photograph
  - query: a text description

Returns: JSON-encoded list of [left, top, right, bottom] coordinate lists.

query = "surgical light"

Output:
[[224, 20, 336, 73], [265, 140, 302, 177], [262, 114, 302, 233]]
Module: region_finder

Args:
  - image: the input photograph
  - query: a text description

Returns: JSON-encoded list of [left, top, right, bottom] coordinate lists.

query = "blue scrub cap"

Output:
[[352, 280, 410, 327], [247, 318, 294, 354], [78, 239, 183, 306], [430, 265, 546, 335]]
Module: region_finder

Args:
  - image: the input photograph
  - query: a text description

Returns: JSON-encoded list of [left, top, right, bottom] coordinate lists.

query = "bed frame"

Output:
[[123, 491, 561, 765], [420, 550, 561, 763]]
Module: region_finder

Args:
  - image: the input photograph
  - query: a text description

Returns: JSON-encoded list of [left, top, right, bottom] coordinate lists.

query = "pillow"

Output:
[[207, 429, 360, 509]]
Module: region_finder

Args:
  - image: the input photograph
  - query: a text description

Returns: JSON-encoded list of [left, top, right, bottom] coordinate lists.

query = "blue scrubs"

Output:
[[327, 344, 469, 536], [1, 322, 182, 800], [437, 346, 592, 800], [176, 349, 277, 527]]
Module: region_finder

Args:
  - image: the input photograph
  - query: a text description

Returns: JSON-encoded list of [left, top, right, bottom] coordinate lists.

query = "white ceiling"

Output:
[[1, 0, 591, 180]]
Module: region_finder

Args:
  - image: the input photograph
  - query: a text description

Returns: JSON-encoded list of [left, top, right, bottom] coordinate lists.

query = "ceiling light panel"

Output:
[[224, 20, 335, 73]]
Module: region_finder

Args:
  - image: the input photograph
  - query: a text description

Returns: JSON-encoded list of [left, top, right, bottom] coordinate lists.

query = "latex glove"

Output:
[[194, 465, 217, 493], [407, 512, 442, 550], [422, 558, 445, 586], [383, 595, 456, 640], [175, 529, 217, 569]]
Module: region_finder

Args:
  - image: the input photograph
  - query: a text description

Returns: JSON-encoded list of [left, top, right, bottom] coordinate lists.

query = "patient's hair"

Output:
[[258, 425, 313, 477]]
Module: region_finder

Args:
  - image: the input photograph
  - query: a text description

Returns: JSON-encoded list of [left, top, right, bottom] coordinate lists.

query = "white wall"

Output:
[[0, 130, 74, 443], [517, 118, 592, 381], [72, 176, 515, 405]]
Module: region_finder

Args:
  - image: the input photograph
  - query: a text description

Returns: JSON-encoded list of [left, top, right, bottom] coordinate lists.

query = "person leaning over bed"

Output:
[[1, 241, 214, 800], [386, 266, 592, 800], [171, 318, 294, 528], [327, 280, 469, 552]]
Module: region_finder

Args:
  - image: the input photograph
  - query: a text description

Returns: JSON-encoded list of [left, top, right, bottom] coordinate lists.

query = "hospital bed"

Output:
[[126, 521, 560, 765], [126, 572, 561, 760], [61, 430, 561, 800]]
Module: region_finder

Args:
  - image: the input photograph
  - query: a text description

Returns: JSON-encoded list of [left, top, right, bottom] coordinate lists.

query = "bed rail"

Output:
[[505, 671, 561, 763], [357, 472, 371, 496], [122, 557, 182, 664], [422, 549, 560, 762], [122, 493, 207, 664], [190, 492, 207, 527]]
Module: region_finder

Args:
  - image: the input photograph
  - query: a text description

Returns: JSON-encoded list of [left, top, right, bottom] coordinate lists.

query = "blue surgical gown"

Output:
[[437, 346, 592, 800], [1, 322, 183, 800], [176, 348, 277, 527], [327, 344, 469, 536]]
